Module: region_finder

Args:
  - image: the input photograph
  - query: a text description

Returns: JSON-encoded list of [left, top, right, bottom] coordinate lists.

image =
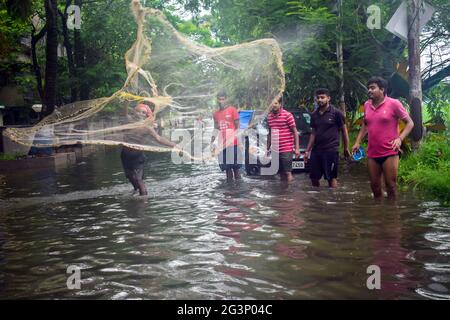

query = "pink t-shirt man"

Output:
[[364, 97, 409, 158]]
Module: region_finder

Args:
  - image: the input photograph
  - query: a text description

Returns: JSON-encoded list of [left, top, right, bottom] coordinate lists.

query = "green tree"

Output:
[[181, 0, 449, 113]]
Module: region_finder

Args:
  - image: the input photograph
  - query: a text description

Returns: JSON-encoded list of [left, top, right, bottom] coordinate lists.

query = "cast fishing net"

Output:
[[4, 0, 285, 159]]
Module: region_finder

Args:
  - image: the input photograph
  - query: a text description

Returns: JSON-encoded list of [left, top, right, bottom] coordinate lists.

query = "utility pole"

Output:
[[407, 0, 423, 142], [336, 0, 345, 115]]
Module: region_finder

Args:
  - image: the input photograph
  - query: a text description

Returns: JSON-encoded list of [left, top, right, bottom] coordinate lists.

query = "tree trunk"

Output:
[[43, 0, 58, 116], [59, 1, 77, 102], [336, 0, 346, 115], [408, 0, 422, 101], [31, 25, 46, 102], [74, 0, 89, 101], [407, 0, 423, 142]]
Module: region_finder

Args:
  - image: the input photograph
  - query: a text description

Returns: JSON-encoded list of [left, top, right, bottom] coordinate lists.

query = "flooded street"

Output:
[[0, 148, 449, 299]]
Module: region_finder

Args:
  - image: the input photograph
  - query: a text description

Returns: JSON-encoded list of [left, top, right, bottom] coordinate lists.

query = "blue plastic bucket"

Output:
[[352, 146, 365, 161], [239, 110, 254, 129]]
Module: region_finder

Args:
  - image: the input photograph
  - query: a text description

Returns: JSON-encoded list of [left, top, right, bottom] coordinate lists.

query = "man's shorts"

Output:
[[273, 151, 293, 173], [309, 151, 339, 181], [121, 148, 145, 180], [218, 145, 243, 171]]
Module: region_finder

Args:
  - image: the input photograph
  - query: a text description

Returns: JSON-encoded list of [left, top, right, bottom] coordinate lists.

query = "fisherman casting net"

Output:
[[5, 0, 285, 158]]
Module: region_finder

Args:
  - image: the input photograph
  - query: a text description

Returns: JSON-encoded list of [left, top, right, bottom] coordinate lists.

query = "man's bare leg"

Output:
[[285, 172, 294, 182], [136, 179, 148, 196], [128, 177, 139, 193], [328, 178, 338, 188], [233, 168, 241, 180], [382, 156, 399, 200], [368, 159, 383, 199], [311, 179, 320, 187], [225, 169, 233, 181]]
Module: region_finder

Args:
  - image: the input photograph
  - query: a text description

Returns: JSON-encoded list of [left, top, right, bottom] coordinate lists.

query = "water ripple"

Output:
[[0, 150, 449, 299]]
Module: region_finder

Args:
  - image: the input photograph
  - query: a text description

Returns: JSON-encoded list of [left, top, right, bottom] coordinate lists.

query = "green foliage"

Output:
[[201, 0, 407, 109], [286, 1, 336, 24], [0, 2, 30, 60], [176, 19, 221, 47], [68, 0, 138, 99], [53, 0, 223, 101], [194, 0, 449, 113], [424, 83, 450, 125], [2, 0, 448, 114], [13, 69, 37, 99], [0, 151, 27, 160], [399, 134, 450, 205]]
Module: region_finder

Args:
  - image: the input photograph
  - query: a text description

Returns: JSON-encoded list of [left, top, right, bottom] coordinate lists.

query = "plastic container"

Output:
[[352, 146, 365, 161], [238, 110, 254, 129]]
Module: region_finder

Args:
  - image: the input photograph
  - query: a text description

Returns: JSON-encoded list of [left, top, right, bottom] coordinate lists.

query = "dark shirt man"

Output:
[[305, 88, 350, 188]]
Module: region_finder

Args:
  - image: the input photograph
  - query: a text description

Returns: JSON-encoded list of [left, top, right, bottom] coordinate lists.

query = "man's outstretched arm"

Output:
[[146, 126, 176, 148]]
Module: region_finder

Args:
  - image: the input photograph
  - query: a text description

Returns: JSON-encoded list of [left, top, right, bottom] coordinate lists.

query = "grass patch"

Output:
[[0, 152, 28, 160], [399, 133, 450, 205]]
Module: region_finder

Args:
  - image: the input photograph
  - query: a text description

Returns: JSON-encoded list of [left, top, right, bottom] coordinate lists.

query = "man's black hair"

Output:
[[367, 76, 388, 96], [314, 88, 330, 97], [275, 95, 283, 103], [217, 91, 227, 98]]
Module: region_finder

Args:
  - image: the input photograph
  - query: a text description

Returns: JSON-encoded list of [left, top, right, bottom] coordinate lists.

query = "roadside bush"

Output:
[[399, 133, 450, 205]]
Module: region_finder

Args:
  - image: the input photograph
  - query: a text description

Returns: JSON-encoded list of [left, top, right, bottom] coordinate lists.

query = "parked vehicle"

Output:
[[240, 108, 312, 176]]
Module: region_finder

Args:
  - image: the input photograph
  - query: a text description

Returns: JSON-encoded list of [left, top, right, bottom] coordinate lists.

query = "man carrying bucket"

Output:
[[352, 77, 414, 200]]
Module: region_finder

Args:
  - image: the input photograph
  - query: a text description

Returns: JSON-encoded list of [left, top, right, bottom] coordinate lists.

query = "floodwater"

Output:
[[0, 148, 449, 300]]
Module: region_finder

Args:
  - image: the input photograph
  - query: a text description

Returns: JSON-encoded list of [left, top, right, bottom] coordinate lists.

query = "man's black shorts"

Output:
[[309, 151, 339, 181], [218, 145, 243, 171], [273, 151, 293, 173], [121, 148, 145, 180]]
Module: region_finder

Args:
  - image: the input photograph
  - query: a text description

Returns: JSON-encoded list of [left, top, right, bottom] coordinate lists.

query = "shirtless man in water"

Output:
[[121, 103, 176, 196]]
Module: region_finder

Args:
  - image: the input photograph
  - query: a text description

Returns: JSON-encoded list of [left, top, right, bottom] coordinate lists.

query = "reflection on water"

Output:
[[0, 149, 449, 299]]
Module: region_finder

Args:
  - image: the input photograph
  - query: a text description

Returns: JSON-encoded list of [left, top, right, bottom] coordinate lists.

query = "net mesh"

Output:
[[5, 0, 285, 158]]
